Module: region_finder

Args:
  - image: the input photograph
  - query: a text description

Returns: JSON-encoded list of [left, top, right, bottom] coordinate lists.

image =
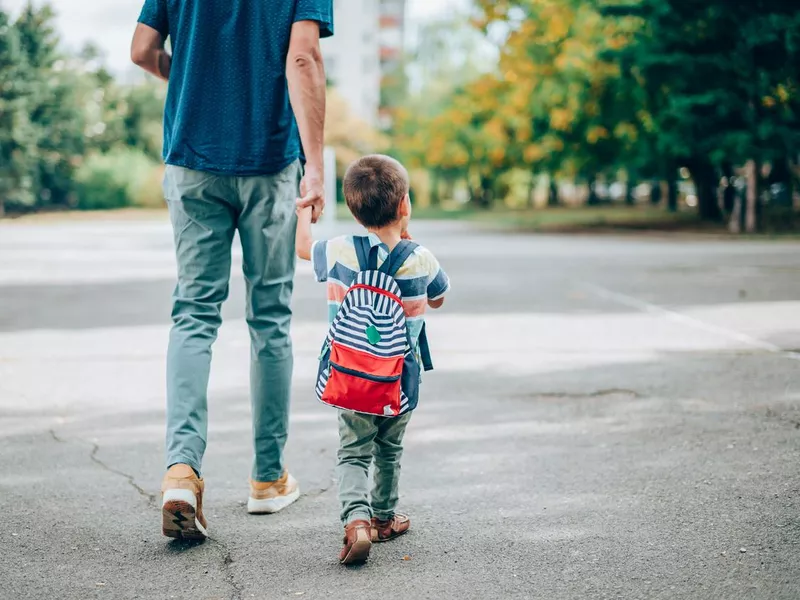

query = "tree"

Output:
[[605, 0, 800, 225], [325, 88, 387, 175], [12, 2, 87, 208], [0, 7, 26, 214]]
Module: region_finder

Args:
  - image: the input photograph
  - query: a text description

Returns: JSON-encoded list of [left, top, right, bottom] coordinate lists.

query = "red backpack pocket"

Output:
[[321, 342, 404, 416]]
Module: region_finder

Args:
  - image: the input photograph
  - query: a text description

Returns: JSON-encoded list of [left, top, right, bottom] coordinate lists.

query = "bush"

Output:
[[74, 149, 163, 210]]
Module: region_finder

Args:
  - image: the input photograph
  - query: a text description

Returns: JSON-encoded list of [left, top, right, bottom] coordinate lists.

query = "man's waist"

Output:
[[163, 152, 299, 177]]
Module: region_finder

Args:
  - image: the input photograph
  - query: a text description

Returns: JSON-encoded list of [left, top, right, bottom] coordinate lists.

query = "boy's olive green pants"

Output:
[[163, 162, 300, 482], [337, 410, 412, 524]]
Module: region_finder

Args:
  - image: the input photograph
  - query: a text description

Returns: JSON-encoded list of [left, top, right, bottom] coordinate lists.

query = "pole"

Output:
[[324, 146, 337, 226]]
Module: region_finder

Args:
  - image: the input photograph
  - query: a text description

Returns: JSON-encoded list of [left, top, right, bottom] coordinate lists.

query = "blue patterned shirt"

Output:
[[138, 0, 333, 175]]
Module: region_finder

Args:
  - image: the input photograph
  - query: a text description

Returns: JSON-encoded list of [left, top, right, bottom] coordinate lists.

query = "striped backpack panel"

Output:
[[315, 238, 425, 417]]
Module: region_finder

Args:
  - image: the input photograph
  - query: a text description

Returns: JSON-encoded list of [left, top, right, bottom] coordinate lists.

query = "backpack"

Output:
[[315, 236, 433, 417]]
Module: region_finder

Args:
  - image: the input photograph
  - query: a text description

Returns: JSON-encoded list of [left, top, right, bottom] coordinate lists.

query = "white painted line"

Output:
[[579, 281, 800, 361]]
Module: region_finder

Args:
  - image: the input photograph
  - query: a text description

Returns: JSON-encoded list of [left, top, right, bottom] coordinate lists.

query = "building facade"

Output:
[[321, 0, 406, 128]]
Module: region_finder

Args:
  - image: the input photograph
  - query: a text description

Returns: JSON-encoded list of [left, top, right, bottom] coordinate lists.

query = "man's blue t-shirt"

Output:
[[138, 0, 333, 176]]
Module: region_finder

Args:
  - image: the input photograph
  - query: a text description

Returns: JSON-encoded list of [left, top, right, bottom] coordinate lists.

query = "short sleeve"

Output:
[[311, 240, 329, 282], [422, 250, 450, 300], [138, 0, 169, 38], [294, 0, 334, 38]]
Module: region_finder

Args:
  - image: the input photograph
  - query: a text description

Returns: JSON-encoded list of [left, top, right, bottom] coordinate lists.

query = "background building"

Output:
[[321, 0, 407, 128]]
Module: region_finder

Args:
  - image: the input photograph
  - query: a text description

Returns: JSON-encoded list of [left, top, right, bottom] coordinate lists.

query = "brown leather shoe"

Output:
[[339, 520, 372, 565], [371, 513, 410, 542], [161, 464, 207, 540]]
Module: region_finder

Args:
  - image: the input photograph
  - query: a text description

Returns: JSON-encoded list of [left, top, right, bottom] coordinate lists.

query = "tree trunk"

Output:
[[667, 178, 678, 213], [527, 172, 536, 208], [429, 169, 440, 207], [548, 176, 559, 206], [475, 175, 494, 209], [729, 183, 743, 234], [625, 175, 637, 205], [444, 176, 455, 204], [586, 176, 600, 205], [767, 158, 792, 208], [721, 162, 736, 213], [650, 180, 662, 205], [690, 162, 723, 221], [745, 159, 758, 233]]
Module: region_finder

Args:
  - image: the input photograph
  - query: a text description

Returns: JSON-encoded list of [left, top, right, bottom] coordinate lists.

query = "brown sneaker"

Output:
[[339, 520, 372, 565], [247, 471, 300, 514], [371, 513, 410, 542], [161, 464, 207, 541]]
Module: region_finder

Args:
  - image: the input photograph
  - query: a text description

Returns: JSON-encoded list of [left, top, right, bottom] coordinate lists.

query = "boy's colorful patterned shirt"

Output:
[[311, 234, 450, 343]]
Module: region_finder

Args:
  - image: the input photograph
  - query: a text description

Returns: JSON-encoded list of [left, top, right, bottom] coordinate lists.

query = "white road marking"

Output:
[[579, 281, 800, 361]]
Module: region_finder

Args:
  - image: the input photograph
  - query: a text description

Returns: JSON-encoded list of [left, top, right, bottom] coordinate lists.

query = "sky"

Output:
[[3, 0, 470, 74]]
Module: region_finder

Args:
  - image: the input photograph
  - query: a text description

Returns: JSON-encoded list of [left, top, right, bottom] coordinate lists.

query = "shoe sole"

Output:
[[162, 489, 207, 541], [247, 487, 301, 514], [341, 532, 372, 565]]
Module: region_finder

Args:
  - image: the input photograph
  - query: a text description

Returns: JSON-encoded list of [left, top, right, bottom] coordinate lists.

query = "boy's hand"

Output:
[[296, 202, 313, 220], [428, 297, 445, 309], [295, 202, 314, 261]]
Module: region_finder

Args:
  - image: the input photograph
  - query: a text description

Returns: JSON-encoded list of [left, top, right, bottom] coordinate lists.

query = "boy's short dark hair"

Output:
[[342, 155, 409, 228]]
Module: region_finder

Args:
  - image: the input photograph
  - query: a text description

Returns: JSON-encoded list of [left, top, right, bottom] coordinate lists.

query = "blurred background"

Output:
[[0, 0, 799, 235]]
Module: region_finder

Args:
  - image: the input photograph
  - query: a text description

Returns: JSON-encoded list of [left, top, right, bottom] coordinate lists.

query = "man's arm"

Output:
[[131, 23, 171, 81], [296, 206, 314, 261], [287, 21, 327, 223]]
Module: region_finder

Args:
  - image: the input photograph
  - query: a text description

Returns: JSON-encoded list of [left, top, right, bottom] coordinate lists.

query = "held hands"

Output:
[[296, 169, 325, 223], [296, 202, 313, 220]]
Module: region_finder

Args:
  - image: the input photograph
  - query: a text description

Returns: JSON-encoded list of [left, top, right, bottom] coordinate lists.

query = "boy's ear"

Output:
[[399, 193, 411, 218]]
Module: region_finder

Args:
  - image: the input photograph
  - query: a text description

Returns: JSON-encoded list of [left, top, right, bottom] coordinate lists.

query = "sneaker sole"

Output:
[[247, 487, 301, 514], [341, 533, 372, 565], [162, 489, 207, 541]]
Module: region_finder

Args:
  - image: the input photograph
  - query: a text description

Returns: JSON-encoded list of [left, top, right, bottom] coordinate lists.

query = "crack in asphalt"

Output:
[[301, 476, 336, 499], [301, 459, 337, 499], [47, 430, 320, 598], [49, 429, 157, 507], [208, 537, 243, 600]]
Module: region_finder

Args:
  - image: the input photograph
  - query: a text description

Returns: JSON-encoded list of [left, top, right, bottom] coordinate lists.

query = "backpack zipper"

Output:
[[329, 361, 401, 383]]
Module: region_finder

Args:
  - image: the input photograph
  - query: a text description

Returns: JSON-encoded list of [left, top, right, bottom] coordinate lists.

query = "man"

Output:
[[131, 0, 332, 540]]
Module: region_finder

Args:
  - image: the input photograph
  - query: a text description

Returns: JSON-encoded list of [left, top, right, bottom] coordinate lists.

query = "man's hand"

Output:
[[297, 170, 325, 223]]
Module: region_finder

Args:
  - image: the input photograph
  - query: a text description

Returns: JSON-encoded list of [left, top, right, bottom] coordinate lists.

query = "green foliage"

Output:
[[75, 149, 162, 210], [0, 2, 165, 215], [393, 0, 800, 223], [603, 0, 800, 219], [0, 9, 28, 213]]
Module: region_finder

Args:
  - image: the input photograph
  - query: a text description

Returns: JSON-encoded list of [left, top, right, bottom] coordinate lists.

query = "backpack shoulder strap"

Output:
[[418, 322, 434, 371], [381, 240, 419, 278], [354, 236, 379, 271]]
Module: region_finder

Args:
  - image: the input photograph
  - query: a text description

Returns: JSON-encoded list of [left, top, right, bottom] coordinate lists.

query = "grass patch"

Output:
[[465, 206, 702, 232], [335, 203, 702, 232]]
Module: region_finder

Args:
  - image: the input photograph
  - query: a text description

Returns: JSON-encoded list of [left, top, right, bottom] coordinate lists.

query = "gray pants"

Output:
[[337, 410, 412, 524], [163, 161, 300, 482]]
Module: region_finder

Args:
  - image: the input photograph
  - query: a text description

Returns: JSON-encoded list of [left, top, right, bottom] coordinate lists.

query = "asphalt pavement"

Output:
[[1, 215, 799, 600]]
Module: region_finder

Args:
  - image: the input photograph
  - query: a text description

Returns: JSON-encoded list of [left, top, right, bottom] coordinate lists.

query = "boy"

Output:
[[295, 155, 450, 564]]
